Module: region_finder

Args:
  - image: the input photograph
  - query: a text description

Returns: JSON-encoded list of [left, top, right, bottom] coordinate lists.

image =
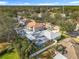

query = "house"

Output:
[[38, 13, 42, 18], [74, 17, 79, 31], [50, 13, 57, 18], [17, 16, 28, 26], [22, 29, 61, 46], [75, 24, 79, 31], [50, 13, 66, 18], [15, 18, 61, 46], [60, 13, 66, 18]]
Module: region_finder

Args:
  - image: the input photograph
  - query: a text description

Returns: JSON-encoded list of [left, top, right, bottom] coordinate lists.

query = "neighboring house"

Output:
[[60, 13, 66, 18], [38, 13, 42, 18], [17, 11, 26, 15], [17, 16, 28, 26], [50, 13, 57, 18], [75, 23, 79, 31], [50, 13, 66, 18], [17, 11, 22, 15], [74, 18, 79, 31]]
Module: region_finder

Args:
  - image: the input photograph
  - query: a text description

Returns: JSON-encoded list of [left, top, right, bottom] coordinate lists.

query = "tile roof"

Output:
[[26, 20, 46, 29]]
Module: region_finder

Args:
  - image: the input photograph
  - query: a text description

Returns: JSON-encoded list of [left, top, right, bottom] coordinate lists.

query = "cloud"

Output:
[[0, 1, 60, 6], [0, 1, 8, 5], [68, 1, 79, 5], [0, 1, 30, 5], [8, 2, 60, 6], [37, 1, 79, 5], [9, 3, 30, 5], [0, 1, 79, 6], [38, 2, 59, 5], [69, 1, 79, 4]]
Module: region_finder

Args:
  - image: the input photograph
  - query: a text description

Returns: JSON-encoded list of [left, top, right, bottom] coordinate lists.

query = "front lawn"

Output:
[[0, 49, 19, 59]]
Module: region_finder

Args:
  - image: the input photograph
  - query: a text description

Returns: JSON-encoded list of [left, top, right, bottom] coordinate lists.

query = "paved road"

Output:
[[59, 38, 78, 59], [68, 31, 79, 37]]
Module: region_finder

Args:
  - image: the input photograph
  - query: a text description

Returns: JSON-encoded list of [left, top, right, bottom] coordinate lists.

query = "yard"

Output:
[[0, 49, 19, 59]]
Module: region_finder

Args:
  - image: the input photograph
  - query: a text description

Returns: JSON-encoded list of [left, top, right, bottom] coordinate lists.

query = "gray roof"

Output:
[[54, 53, 67, 59], [15, 28, 61, 46]]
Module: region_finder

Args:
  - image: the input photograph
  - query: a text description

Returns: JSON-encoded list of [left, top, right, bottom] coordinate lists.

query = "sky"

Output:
[[0, 0, 79, 5]]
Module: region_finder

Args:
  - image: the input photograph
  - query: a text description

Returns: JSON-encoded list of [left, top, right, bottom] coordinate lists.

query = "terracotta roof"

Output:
[[34, 23, 45, 28], [27, 20, 36, 28], [27, 20, 46, 29]]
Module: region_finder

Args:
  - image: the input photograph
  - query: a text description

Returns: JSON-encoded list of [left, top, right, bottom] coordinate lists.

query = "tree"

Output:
[[14, 35, 38, 59], [60, 20, 76, 32], [0, 11, 17, 42]]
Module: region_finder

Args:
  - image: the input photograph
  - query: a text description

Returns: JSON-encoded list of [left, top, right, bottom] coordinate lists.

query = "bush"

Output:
[[60, 20, 76, 32]]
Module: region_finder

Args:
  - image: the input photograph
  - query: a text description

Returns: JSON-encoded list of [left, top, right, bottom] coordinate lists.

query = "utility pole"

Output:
[[63, 5, 64, 14]]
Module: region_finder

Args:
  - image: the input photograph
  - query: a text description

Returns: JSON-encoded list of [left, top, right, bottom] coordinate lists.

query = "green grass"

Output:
[[0, 50, 19, 59], [57, 33, 70, 42]]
